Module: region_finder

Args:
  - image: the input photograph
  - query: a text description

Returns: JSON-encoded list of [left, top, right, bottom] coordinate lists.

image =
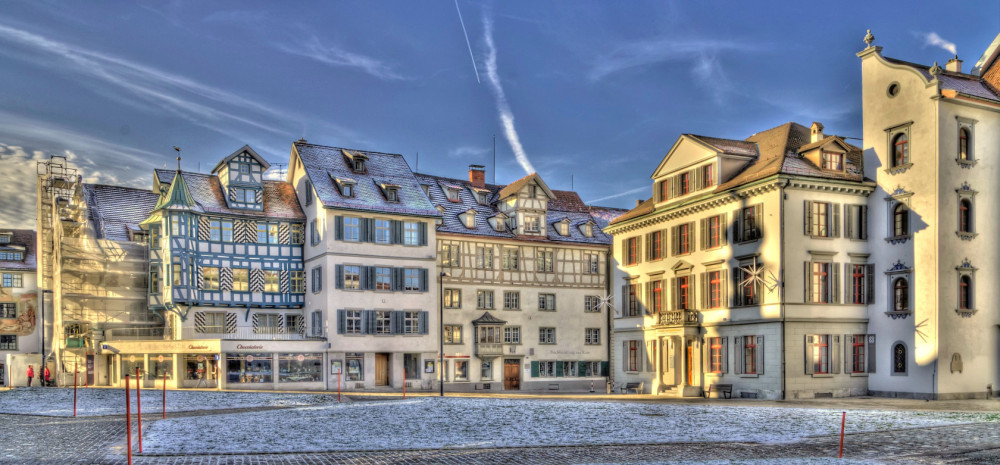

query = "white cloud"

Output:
[[588, 37, 755, 81], [447, 145, 490, 159], [920, 32, 957, 56], [482, 15, 536, 175], [277, 35, 406, 81], [584, 186, 649, 204]]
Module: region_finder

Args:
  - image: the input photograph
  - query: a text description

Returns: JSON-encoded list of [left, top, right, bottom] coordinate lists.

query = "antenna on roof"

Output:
[[273, 163, 287, 179], [571, 174, 574, 191], [492, 134, 496, 184], [173, 146, 181, 172]]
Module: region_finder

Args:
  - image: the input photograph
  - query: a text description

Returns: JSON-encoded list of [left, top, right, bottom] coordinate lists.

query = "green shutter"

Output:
[[601, 361, 609, 376], [530, 361, 539, 377], [555, 361, 564, 377]]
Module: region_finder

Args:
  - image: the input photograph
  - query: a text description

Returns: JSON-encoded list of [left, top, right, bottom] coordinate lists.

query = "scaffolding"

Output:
[[36, 157, 164, 384]]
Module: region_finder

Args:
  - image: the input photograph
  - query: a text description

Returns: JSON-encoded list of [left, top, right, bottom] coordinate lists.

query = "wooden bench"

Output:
[[703, 383, 733, 399], [621, 382, 643, 394]]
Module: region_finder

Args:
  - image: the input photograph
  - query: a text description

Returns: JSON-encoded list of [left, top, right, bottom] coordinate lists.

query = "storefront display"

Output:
[[346, 353, 363, 381], [148, 354, 173, 380], [226, 353, 272, 383], [184, 354, 217, 381], [278, 353, 322, 383], [121, 355, 145, 379]]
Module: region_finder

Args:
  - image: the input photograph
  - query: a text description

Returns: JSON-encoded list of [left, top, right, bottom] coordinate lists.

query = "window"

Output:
[[150, 270, 160, 293], [539, 327, 556, 344], [650, 281, 662, 313], [627, 283, 639, 317], [304, 180, 313, 206], [959, 127, 970, 160], [892, 204, 908, 237], [290, 224, 303, 245], [707, 270, 723, 308], [702, 164, 714, 188], [384, 187, 399, 202], [403, 268, 421, 291], [850, 264, 872, 305], [529, 185, 538, 198], [536, 251, 554, 273], [264, 270, 279, 293], [585, 328, 600, 345], [441, 244, 460, 267], [625, 237, 639, 265], [353, 159, 366, 173], [502, 248, 519, 270], [673, 223, 691, 255], [255, 313, 281, 333], [503, 326, 520, 344], [342, 182, 355, 198], [170, 214, 181, 236], [676, 276, 690, 310], [893, 277, 909, 312], [810, 335, 830, 374], [443, 325, 462, 343], [0, 334, 17, 350], [503, 291, 520, 310], [0, 303, 15, 318], [679, 172, 690, 195], [345, 310, 362, 334], [309, 219, 319, 246], [477, 290, 494, 309], [197, 312, 226, 333], [524, 216, 540, 233], [256, 223, 268, 243], [404, 311, 419, 334], [343, 217, 360, 242], [0, 252, 22, 261], [626, 340, 639, 372], [310, 267, 322, 293], [445, 188, 460, 202], [403, 222, 420, 246], [172, 264, 182, 286], [209, 220, 222, 241], [536, 361, 556, 377], [346, 353, 363, 381], [704, 215, 723, 249], [822, 151, 844, 171], [475, 246, 494, 269], [891, 133, 909, 167], [375, 267, 392, 291], [1, 273, 22, 288], [809, 262, 833, 304], [444, 289, 461, 309], [959, 199, 972, 233], [738, 205, 762, 242], [584, 295, 600, 313], [811, 202, 829, 237], [959, 275, 972, 310], [480, 361, 492, 380], [374, 311, 392, 335], [0, 235, 8, 244], [404, 353, 420, 379], [585, 253, 599, 274], [290, 271, 305, 293], [538, 293, 556, 311], [343, 265, 360, 290], [375, 220, 391, 244], [743, 336, 758, 374], [850, 335, 866, 374], [709, 337, 724, 374], [658, 179, 669, 202], [892, 343, 907, 374], [202, 267, 219, 290]]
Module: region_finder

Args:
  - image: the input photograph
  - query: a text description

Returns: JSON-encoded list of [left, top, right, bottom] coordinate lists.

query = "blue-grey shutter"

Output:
[[390, 220, 402, 244], [335, 265, 344, 290], [362, 310, 376, 335], [334, 216, 344, 241], [391, 268, 403, 291], [418, 222, 428, 246], [391, 311, 402, 335], [420, 268, 428, 292], [359, 266, 369, 290], [756, 336, 765, 375], [418, 311, 428, 335], [337, 310, 345, 334], [867, 335, 877, 373]]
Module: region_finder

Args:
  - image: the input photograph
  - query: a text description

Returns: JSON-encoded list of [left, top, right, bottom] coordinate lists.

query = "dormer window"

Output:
[[477, 192, 488, 205], [524, 216, 540, 233], [421, 185, 431, 197], [353, 159, 366, 173], [342, 183, 355, 198], [445, 188, 460, 202], [342, 150, 369, 174], [0, 235, 9, 244], [580, 222, 594, 237], [385, 187, 399, 202], [462, 210, 477, 229], [435, 205, 446, 225], [821, 151, 844, 171], [558, 221, 569, 236]]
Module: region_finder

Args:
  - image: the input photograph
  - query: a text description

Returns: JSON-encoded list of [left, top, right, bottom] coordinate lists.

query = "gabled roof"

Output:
[[83, 184, 161, 241], [211, 145, 271, 174], [685, 135, 759, 157], [0, 229, 36, 271], [294, 142, 440, 218], [472, 311, 506, 325], [496, 172, 556, 200], [153, 170, 304, 220]]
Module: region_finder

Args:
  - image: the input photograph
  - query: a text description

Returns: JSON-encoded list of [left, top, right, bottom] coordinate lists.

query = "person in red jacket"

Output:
[[26, 365, 34, 387], [43, 366, 51, 387]]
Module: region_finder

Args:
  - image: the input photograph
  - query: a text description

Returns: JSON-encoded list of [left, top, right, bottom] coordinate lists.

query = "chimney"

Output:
[[946, 55, 962, 73], [468, 164, 486, 188], [810, 122, 825, 143], [635, 199, 643, 208]]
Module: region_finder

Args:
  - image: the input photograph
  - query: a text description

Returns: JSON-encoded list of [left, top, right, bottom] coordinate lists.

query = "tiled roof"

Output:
[[153, 170, 201, 212], [611, 122, 867, 226], [496, 172, 553, 200], [210, 145, 271, 174], [0, 229, 36, 271], [83, 184, 161, 241], [414, 172, 613, 246], [294, 142, 440, 218], [154, 170, 304, 220], [883, 57, 1000, 102], [472, 311, 507, 325], [686, 135, 758, 157], [587, 205, 630, 229]]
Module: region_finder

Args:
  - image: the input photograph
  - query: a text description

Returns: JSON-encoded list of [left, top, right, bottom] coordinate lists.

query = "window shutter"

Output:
[[312, 311, 323, 336], [866, 264, 875, 304], [621, 241, 627, 265], [804, 335, 815, 375], [622, 341, 629, 371], [699, 273, 707, 309], [390, 220, 402, 244], [700, 219, 707, 250], [555, 361, 564, 377], [670, 227, 678, 256], [335, 265, 344, 290], [390, 311, 402, 335], [844, 334, 852, 374], [832, 335, 841, 374], [661, 230, 669, 258], [645, 233, 652, 260], [359, 310, 370, 334], [337, 310, 345, 334], [390, 268, 402, 291], [619, 284, 627, 318], [578, 361, 587, 377], [722, 337, 729, 374], [734, 336, 743, 374], [358, 266, 369, 290], [531, 361, 539, 377], [600, 361, 609, 376], [732, 210, 741, 242], [804, 201, 813, 236], [418, 222, 428, 246], [644, 341, 654, 372], [638, 283, 648, 315], [860, 206, 868, 239], [831, 203, 841, 237], [636, 236, 643, 264], [754, 204, 763, 239], [804, 262, 812, 303], [420, 268, 429, 292], [668, 177, 676, 199], [418, 311, 428, 335], [867, 335, 877, 373], [832, 263, 840, 304], [720, 214, 728, 245], [334, 216, 344, 241], [643, 282, 651, 315], [688, 276, 696, 310], [670, 278, 678, 310], [756, 336, 765, 375], [845, 205, 854, 239]]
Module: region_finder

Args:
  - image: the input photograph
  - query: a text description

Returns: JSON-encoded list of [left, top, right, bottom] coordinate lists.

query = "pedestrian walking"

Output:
[[26, 365, 34, 387], [43, 366, 51, 387]]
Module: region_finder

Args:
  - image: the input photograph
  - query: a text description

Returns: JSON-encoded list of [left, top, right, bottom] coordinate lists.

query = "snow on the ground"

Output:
[[0, 387, 332, 417], [141, 396, 999, 454]]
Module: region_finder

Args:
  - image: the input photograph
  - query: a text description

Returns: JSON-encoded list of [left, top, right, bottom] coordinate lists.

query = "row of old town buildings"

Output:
[[2, 32, 999, 400]]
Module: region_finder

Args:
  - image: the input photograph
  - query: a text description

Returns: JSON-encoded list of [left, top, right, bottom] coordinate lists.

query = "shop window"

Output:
[[184, 354, 216, 382], [454, 360, 469, 381], [278, 354, 322, 383], [148, 354, 173, 381], [404, 354, 421, 380], [346, 353, 363, 381], [481, 361, 493, 380]]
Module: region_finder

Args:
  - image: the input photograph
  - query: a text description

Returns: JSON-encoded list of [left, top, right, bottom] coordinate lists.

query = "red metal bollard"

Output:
[[338, 371, 341, 403], [73, 362, 78, 417], [125, 375, 132, 465], [135, 368, 142, 453], [839, 411, 846, 458], [162, 372, 167, 419]]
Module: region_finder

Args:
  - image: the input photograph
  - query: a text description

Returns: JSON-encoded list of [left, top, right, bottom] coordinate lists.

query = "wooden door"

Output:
[[503, 359, 520, 390], [375, 353, 389, 386]]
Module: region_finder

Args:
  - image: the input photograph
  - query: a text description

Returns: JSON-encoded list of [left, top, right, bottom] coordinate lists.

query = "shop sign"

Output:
[[236, 344, 264, 350], [330, 360, 342, 374], [196, 355, 205, 362], [296, 354, 305, 362], [157, 355, 165, 363], [245, 355, 255, 362], [128, 355, 136, 363]]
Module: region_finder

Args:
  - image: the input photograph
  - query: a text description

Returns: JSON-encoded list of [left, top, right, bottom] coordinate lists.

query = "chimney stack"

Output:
[[810, 122, 825, 143], [946, 55, 962, 73], [635, 199, 643, 208], [468, 164, 486, 188]]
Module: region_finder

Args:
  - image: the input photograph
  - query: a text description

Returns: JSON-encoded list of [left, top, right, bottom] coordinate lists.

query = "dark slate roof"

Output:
[[154, 170, 304, 220], [472, 311, 506, 325], [0, 229, 36, 271], [686, 135, 759, 157], [587, 206, 629, 229], [83, 184, 161, 241], [294, 142, 440, 218], [883, 56, 1000, 102], [414, 172, 613, 246]]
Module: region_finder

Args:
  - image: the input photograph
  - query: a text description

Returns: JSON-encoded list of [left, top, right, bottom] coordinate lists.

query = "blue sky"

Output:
[[0, 1, 997, 228]]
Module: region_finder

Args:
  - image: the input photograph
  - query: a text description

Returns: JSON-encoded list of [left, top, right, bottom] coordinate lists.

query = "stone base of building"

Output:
[[868, 389, 1000, 401], [785, 387, 869, 399], [443, 378, 607, 393]]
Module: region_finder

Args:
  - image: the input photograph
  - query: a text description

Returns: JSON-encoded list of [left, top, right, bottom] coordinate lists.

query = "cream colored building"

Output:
[[607, 122, 875, 399], [0, 229, 39, 386], [858, 31, 1000, 399], [415, 168, 618, 392]]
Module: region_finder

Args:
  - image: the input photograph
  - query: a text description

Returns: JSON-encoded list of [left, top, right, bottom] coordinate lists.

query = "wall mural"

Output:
[[0, 293, 37, 336]]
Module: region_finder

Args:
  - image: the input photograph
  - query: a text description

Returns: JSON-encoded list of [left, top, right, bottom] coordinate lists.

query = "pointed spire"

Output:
[[153, 166, 199, 212]]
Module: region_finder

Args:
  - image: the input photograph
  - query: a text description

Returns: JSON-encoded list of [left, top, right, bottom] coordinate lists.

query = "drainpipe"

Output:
[[779, 180, 788, 400]]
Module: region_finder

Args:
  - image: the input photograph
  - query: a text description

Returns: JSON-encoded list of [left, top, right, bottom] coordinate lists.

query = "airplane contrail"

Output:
[[454, 0, 480, 83], [483, 14, 536, 175]]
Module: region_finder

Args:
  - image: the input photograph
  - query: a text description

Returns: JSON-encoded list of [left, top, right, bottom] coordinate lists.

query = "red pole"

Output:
[[135, 368, 142, 454], [125, 374, 132, 465], [162, 372, 167, 419], [73, 362, 78, 417], [839, 411, 846, 458], [337, 371, 341, 403]]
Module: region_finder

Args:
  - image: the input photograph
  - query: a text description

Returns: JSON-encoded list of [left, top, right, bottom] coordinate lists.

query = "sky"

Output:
[[0, 1, 998, 229]]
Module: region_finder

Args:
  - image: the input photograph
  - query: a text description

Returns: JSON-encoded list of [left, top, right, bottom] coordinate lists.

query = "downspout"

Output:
[[779, 179, 788, 400]]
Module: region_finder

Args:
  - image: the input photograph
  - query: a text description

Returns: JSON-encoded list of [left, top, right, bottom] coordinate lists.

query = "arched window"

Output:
[[959, 275, 972, 310], [893, 277, 909, 312], [893, 204, 909, 237], [959, 128, 970, 160], [959, 199, 972, 233], [892, 133, 909, 167], [892, 343, 907, 374]]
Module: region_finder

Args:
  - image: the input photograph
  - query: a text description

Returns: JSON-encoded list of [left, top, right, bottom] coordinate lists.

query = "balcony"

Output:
[[104, 327, 166, 341], [657, 310, 700, 327], [194, 326, 326, 341], [474, 342, 503, 359]]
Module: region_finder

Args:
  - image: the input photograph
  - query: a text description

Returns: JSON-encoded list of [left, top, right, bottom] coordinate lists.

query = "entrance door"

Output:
[[86, 355, 95, 386], [374, 353, 389, 386], [503, 359, 520, 390], [686, 341, 693, 385]]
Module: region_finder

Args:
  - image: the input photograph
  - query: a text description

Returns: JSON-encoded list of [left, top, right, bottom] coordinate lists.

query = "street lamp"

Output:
[[439, 271, 448, 397]]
